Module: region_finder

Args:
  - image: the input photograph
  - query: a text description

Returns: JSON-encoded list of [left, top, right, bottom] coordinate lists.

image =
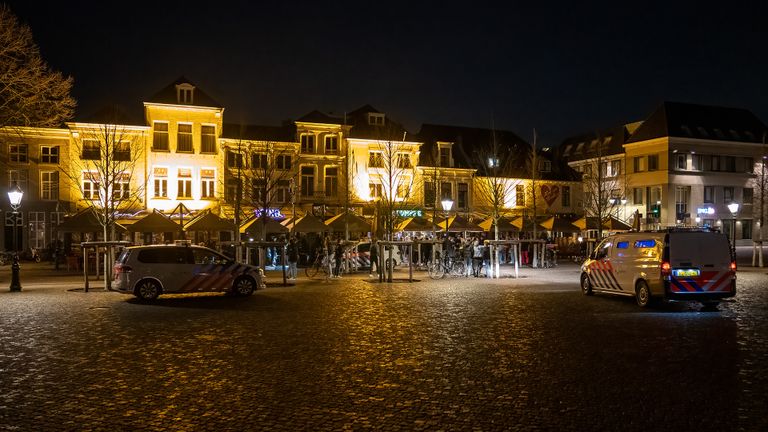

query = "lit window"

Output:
[[153, 167, 168, 198], [177, 123, 193, 152], [201, 125, 216, 153], [325, 135, 338, 154], [369, 151, 383, 168], [41, 146, 59, 164], [82, 139, 100, 160], [300, 134, 315, 153], [201, 169, 215, 199], [41, 171, 59, 200], [153, 122, 169, 151], [325, 167, 338, 197], [82, 172, 100, 200], [177, 168, 192, 199], [113, 173, 130, 200]]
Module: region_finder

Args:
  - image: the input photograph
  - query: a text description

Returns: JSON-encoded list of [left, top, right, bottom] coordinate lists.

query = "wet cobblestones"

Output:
[[0, 265, 766, 431]]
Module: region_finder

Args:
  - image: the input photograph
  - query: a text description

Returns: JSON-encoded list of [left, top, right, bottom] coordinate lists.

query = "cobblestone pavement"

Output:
[[0, 262, 766, 431]]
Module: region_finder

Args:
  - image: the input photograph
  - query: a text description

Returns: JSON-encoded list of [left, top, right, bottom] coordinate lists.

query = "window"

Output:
[[275, 180, 290, 204], [676, 154, 687, 170], [300, 134, 315, 153], [82, 139, 99, 160], [114, 173, 130, 200], [723, 187, 734, 203], [690, 154, 701, 171], [369, 182, 383, 199], [40, 171, 58, 200], [325, 167, 338, 197], [114, 141, 131, 161], [722, 156, 735, 172], [611, 160, 621, 176], [650, 187, 662, 206], [153, 122, 169, 151], [251, 153, 267, 170], [439, 147, 451, 167], [276, 154, 292, 170], [368, 113, 385, 125], [458, 183, 468, 209], [252, 178, 267, 203], [539, 160, 552, 172], [177, 168, 192, 199], [176, 123, 193, 152], [29, 212, 45, 249], [711, 155, 720, 171], [201, 169, 215, 199], [633, 156, 645, 172], [226, 151, 243, 168], [9, 144, 28, 163], [424, 181, 435, 208], [632, 187, 644, 205], [742, 220, 753, 240], [675, 186, 690, 218], [41, 146, 59, 164], [743, 187, 753, 204], [300, 166, 315, 198], [703, 186, 714, 204], [82, 172, 99, 200], [176, 84, 194, 104], [562, 185, 571, 207], [743, 157, 754, 173], [226, 179, 241, 203], [324, 135, 338, 154], [201, 125, 216, 153], [397, 178, 410, 199], [153, 167, 168, 198], [440, 182, 452, 200], [516, 184, 525, 207], [369, 151, 383, 168], [648, 154, 659, 171], [700, 155, 712, 171], [397, 153, 411, 169]]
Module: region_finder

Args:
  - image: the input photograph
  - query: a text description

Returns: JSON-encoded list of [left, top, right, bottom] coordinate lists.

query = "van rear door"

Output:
[[668, 232, 733, 293]]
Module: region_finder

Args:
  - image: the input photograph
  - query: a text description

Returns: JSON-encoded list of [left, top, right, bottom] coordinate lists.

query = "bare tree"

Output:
[[374, 139, 417, 242], [580, 133, 622, 238], [63, 116, 146, 287], [0, 5, 75, 129]]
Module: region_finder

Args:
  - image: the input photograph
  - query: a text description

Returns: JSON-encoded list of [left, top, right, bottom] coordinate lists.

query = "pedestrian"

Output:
[[463, 237, 473, 277], [333, 239, 344, 278], [483, 240, 492, 278], [472, 239, 483, 277], [369, 238, 379, 277], [287, 238, 299, 280]]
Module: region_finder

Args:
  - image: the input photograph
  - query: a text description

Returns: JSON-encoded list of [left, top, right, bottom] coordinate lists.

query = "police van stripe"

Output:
[[588, 262, 622, 291]]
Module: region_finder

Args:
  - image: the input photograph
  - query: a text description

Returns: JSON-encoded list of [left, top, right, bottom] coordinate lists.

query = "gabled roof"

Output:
[[626, 101, 767, 144], [345, 105, 411, 141], [74, 104, 146, 127], [296, 110, 344, 125], [145, 76, 222, 108], [558, 125, 630, 161], [222, 123, 296, 142]]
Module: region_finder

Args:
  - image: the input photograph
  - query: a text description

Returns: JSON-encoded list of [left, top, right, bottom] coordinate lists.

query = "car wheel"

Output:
[[233, 276, 255, 296], [635, 280, 652, 308], [134, 279, 161, 301], [580, 273, 593, 296]]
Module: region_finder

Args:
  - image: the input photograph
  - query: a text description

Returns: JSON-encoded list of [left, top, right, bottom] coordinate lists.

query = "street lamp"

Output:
[[441, 198, 454, 235], [728, 202, 740, 251], [8, 184, 23, 292]]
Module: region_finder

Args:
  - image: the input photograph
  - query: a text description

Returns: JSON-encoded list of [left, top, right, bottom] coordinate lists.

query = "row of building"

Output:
[[1, 77, 766, 253]]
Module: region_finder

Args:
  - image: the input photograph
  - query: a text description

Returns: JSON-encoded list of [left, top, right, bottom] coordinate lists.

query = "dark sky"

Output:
[[6, 1, 768, 146]]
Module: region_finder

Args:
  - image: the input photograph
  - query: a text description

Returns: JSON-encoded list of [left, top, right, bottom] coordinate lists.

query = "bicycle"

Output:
[[427, 251, 467, 279], [542, 248, 558, 268], [305, 253, 330, 278]]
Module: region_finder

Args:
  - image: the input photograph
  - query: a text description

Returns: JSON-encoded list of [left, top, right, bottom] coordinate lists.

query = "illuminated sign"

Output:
[[255, 208, 285, 219], [396, 209, 423, 218], [696, 207, 715, 215]]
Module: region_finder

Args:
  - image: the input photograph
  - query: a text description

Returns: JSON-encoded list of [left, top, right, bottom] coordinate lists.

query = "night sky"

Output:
[[6, 1, 768, 145]]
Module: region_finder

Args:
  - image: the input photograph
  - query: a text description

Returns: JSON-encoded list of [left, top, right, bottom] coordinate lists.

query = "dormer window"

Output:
[[368, 113, 385, 126], [175, 83, 195, 104]]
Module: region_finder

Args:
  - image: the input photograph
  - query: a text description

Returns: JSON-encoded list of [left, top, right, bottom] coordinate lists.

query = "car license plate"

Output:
[[673, 268, 700, 277]]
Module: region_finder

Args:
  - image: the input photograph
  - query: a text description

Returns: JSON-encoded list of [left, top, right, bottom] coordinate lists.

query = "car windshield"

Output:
[[193, 249, 229, 265]]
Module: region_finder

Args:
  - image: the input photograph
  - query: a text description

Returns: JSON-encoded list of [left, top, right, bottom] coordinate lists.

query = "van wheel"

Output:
[[233, 276, 255, 296], [135, 279, 161, 301], [635, 280, 652, 308], [701, 301, 720, 311], [580, 273, 593, 296]]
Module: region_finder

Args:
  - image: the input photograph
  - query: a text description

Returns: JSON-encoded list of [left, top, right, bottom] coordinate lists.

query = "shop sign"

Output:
[[255, 208, 284, 219], [396, 209, 423, 218], [696, 207, 715, 215]]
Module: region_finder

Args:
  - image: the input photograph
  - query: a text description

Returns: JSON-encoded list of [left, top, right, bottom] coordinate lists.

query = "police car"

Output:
[[580, 229, 736, 309], [112, 244, 266, 300]]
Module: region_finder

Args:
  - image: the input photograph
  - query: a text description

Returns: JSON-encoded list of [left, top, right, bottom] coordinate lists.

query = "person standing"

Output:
[[369, 238, 379, 277], [287, 238, 299, 280], [333, 239, 344, 278], [472, 239, 483, 277]]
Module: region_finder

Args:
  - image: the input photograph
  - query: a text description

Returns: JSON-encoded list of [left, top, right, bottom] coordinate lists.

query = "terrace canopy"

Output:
[[325, 212, 371, 232]]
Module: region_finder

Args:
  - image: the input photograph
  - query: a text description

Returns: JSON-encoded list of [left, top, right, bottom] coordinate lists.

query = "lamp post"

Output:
[[441, 198, 453, 235], [728, 202, 740, 252], [8, 184, 23, 292]]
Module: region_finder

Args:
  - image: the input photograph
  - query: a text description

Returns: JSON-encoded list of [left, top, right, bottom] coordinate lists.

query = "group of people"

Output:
[[442, 235, 492, 277]]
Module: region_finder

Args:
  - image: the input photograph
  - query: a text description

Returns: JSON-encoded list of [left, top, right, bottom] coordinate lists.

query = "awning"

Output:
[[478, 216, 519, 233], [572, 216, 631, 231], [185, 210, 236, 232], [539, 215, 579, 233], [435, 215, 483, 232], [396, 217, 435, 232], [325, 212, 371, 232], [128, 211, 181, 233], [283, 214, 330, 233], [240, 216, 288, 235], [56, 208, 126, 233]]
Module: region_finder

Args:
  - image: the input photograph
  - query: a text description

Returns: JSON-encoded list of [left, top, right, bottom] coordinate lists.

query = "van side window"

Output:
[[616, 241, 629, 249], [138, 248, 189, 264], [634, 239, 656, 248]]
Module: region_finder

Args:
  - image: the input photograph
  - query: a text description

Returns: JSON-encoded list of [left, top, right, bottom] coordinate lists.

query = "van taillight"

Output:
[[730, 261, 737, 272], [114, 264, 132, 274], [660, 262, 671, 277]]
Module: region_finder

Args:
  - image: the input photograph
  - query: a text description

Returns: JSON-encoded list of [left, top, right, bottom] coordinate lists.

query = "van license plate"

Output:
[[673, 269, 700, 277]]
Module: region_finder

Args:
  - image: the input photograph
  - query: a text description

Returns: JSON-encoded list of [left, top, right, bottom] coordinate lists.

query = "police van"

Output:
[[112, 244, 266, 301], [580, 229, 736, 309]]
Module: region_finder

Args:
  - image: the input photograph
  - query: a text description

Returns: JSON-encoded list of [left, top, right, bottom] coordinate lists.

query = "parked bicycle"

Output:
[[427, 251, 467, 279], [0, 251, 14, 266], [542, 248, 558, 268], [305, 252, 330, 278]]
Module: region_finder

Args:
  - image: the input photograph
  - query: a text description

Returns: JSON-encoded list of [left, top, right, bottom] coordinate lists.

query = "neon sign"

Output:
[[396, 209, 423, 218], [696, 207, 715, 215], [255, 208, 285, 219]]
